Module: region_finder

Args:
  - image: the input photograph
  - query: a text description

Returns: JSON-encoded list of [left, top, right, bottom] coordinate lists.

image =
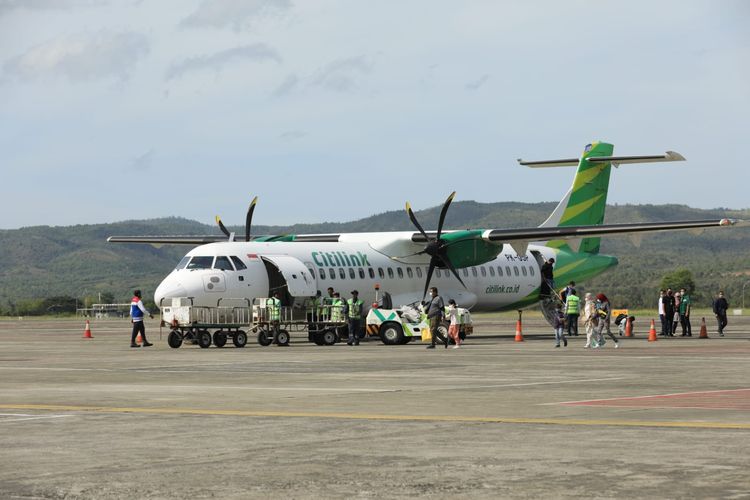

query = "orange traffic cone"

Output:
[[82, 320, 93, 339], [625, 316, 633, 337], [699, 317, 708, 338], [647, 319, 657, 342], [514, 316, 524, 342]]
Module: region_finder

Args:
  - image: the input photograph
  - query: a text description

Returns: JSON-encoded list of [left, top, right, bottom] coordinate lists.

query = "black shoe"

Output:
[[426, 345, 435, 349], [142, 342, 153, 347], [563, 338, 567, 347], [130, 344, 140, 348], [346, 342, 353, 346], [354, 342, 359, 346]]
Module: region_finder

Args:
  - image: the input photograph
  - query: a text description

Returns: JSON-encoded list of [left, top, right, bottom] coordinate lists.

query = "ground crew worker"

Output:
[[268, 291, 282, 344], [564, 289, 580, 337], [679, 287, 692, 336], [322, 287, 335, 321], [330, 292, 347, 340], [306, 290, 323, 340], [346, 290, 364, 346], [130, 289, 153, 348]]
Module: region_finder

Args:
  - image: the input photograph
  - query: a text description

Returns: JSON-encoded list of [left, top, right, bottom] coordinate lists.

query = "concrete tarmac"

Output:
[[0, 316, 748, 499]]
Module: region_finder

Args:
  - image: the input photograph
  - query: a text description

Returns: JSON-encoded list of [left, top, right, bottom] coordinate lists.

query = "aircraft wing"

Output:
[[107, 235, 229, 244]]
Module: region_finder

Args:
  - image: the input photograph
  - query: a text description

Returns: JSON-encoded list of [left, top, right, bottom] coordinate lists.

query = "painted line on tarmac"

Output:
[[548, 387, 750, 406], [0, 404, 748, 430], [0, 412, 74, 423]]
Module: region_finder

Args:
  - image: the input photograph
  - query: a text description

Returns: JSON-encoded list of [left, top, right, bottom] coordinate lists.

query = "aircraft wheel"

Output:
[[233, 330, 247, 348], [435, 322, 449, 344], [197, 329, 212, 348], [379, 322, 403, 345], [257, 329, 272, 347], [276, 329, 290, 346], [213, 331, 227, 348], [167, 330, 183, 348], [322, 329, 337, 346]]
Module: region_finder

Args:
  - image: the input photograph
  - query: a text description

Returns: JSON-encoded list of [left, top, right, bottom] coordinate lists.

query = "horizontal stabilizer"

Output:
[[519, 151, 685, 168]]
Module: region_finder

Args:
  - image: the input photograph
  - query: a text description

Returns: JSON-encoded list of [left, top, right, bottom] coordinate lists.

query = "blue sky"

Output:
[[1, 0, 748, 229]]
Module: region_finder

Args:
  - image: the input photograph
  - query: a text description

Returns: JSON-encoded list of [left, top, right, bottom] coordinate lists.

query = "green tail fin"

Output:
[[540, 141, 614, 254]]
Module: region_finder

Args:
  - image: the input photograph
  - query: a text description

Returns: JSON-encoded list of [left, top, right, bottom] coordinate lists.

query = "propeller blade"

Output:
[[422, 258, 437, 301], [215, 216, 231, 238], [406, 201, 431, 242], [436, 191, 456, 239], [245, 196, 258, 242], [440, 254, 467, 289]]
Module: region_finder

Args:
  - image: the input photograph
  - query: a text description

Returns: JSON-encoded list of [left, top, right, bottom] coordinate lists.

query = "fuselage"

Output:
[[154, 239, 618, 312]]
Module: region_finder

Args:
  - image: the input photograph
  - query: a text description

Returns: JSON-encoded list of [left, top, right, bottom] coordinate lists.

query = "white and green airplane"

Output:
[[108, 141, 743, 319]]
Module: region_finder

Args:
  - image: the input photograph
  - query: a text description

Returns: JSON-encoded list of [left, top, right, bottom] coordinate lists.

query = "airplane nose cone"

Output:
[[154, 281, 187, 309]]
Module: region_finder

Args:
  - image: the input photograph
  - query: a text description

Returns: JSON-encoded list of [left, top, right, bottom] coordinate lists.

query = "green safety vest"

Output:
[[330, 298, 344, 322], [565, 295, 580, 315], [268, 297, 281, 321], [347, 298, 363, 319]]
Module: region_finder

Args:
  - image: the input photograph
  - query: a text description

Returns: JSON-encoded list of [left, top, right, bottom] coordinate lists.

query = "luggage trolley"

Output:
[[252, 298, 347, 346], [160, 297, 252, 349]]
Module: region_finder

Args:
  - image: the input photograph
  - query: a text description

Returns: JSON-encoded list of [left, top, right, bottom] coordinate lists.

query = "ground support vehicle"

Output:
[[251, 298, 347, 347], [365, 304, 473, 345], [160, 298, 251, 348]]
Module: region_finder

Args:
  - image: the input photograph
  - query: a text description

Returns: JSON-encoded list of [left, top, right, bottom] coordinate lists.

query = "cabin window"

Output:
[[307, 268, 315, 278], [359, 268, 365, 279], [436, 269, 441, 278], [471, 267, 478, 277], [397, 268, 404, 279], [489, 266, 495, 277], [378, 267, 385, 279], [368, 268, 375, 279], [506, 266, 511, 276], [416, 267, 423, 278], [522, 267, 527, 276], [514, 267, 519, 276], [329, 268, 336, 280], [319, 268, 326, 279], [529, 266, 535, 276], [339, 268, 346, 279], [175, 256, 191, 270], [187, 256, 213, 270], [407, 267, 413, 278], [462, 268, 469, 277], [497, 266, 503, 276], [387, 267, 394, 279], [230, 256, 247, 270], [480, 267, 487, 277], [349, 268, 356, 279]]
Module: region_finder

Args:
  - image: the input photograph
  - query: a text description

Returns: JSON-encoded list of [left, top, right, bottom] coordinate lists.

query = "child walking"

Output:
[[447, 299, 461, 348]]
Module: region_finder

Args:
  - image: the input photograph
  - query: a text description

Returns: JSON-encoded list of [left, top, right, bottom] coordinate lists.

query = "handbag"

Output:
[[421, 328, 432, 342]]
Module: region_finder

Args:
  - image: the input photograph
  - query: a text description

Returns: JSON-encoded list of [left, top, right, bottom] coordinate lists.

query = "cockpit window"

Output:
[[175, 256, 191, 270], [214, 256, 234, 271], [230, 256, 247, 270], [186, 256, 214, 270]]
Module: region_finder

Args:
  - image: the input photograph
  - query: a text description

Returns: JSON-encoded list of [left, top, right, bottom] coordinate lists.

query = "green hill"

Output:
[[1, 203, 748, 314]]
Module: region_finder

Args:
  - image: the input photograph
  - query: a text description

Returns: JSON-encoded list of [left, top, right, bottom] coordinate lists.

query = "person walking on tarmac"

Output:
[[424, 287, 447, 349], [713, 290, 729, 336], [661, 288, 675, 337], [540, 257, 555, 297], [595, 293, 619, 348], [564, 289, 580, 337], [130, 290, 153, 348], [346, 290, 364, 346], [582, 292, 596, 348], [268, 291, 283, 345]]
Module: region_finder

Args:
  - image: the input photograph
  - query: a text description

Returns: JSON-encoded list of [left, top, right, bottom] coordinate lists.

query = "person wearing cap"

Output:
[[594, 293, 619, 348], [540, 257, 555, 298], [129, 289, 154, 348], [713, 290, 729, 336], [346, 290, 364, 346]]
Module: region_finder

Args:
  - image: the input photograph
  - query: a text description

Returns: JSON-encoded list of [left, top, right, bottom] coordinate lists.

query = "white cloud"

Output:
[[272, 73, 298, 97], [465, 74, 490, 91], [165, 43, 281, 81], [278, 130, 305, 141], [311, 56, 372, 93], [180, 0, 292, 31], [2, 30, 149, 82], [0, 0, 105, 16]]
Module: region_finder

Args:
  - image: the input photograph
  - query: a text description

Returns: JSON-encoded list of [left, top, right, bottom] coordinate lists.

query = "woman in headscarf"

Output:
[[594, 293, 619, 349], [582, 292, 597, 348]]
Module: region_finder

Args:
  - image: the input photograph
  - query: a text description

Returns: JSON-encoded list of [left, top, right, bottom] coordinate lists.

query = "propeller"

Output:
[[215, 196, 259, 241], [404, 191, 466, 300]]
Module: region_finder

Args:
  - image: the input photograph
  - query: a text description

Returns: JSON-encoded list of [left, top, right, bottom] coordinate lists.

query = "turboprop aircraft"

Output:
[[108, 141, 743, 322]]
